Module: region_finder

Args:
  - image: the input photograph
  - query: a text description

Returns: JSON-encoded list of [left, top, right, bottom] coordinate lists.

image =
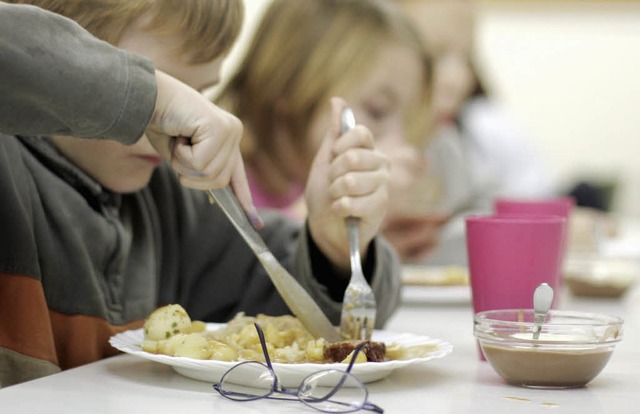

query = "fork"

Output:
[[338, 108, 377, 341]]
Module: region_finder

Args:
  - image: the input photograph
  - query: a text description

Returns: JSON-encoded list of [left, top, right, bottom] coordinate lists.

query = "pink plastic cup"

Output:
[[494, 196, 575, 290], [466, 215, 566, 359], [494, 197, 574, 221]]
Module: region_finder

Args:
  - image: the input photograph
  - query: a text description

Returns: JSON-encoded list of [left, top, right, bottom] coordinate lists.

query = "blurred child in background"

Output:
[[396, 0, 553, 264]]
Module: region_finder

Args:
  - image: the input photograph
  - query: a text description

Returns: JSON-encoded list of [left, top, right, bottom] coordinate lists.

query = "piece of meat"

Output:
[[324, 340, 386, 363]]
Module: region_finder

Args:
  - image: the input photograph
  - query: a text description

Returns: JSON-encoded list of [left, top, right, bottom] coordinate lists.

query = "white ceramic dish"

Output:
[[401, 265, 471, 305], [402, 265, 469, 287], [402, 285, 471, 305], [109, 323, 453, 387]]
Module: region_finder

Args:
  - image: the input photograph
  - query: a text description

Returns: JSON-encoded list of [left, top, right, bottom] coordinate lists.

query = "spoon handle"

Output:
[[533, 283, 554, 340]]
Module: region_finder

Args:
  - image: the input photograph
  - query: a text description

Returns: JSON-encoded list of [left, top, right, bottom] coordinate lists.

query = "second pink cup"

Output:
[[494, 197, 574, 221]]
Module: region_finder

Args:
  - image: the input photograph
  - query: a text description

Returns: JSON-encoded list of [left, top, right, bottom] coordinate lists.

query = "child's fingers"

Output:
[[171, 130, 242, 189], [331, 124, 375, 156], [328, 169, 389, 200], [329, 96, 349, 139], [229, 158, 263, 229], [308, 97, 347, 175], [329, 148, 389, 182], [330, 186, 389, 218], [174, 155, 234, 189]]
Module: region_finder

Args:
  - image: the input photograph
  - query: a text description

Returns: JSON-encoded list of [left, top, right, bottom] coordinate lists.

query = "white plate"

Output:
[[109, 324, 453, 387], [402, 265, 469, 286], [401, 265, 471, 305], [402, 285, 471, 305]]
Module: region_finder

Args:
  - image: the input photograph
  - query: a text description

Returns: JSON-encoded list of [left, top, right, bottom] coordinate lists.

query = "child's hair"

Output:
[[218, 0, 433, 160], [6, 0, 243, 63]]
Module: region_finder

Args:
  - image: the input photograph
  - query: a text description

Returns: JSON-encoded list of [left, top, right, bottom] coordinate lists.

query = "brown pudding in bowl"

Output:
[[474, 310, 623, 388], [564, 254, 638, 298]]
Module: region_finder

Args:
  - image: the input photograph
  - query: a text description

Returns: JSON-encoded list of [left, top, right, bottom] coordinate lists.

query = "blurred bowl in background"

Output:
[[564, 254, 638, 298]]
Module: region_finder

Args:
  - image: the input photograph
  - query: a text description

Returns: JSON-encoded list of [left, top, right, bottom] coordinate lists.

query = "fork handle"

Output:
[[347, 217, 364, 277], [341, 108, 365, 279]]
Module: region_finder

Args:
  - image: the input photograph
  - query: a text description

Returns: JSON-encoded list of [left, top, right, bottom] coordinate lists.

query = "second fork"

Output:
[[338, 107, 377, 340]]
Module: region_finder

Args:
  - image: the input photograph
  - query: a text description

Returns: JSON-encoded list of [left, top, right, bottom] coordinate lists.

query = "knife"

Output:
[[207, 187, 342, 343]]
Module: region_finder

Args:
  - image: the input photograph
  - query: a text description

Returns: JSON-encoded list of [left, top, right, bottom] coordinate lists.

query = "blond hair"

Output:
[[218, 0, 433, 161], [5, 0, 243, 63]]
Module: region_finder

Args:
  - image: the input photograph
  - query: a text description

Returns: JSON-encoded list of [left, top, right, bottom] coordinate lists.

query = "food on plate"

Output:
[[139, 305, 440, 364], [402, 265, 469, 286], [142, 307, 326, 363], [324, 340, 386, 363], [206, 312, 326, 363], [143, 304, 197, 341]]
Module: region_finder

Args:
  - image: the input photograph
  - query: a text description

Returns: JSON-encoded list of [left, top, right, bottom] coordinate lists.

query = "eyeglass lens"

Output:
[[299, 370, 369, 413], [217, 361, 276, 401]]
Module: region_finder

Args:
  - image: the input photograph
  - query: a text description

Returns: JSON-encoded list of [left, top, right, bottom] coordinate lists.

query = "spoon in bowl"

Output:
[[533, 283, 554, 340]]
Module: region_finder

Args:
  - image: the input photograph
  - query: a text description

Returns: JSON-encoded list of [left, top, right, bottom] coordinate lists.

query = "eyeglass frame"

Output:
[[212, 322, 384, 413]]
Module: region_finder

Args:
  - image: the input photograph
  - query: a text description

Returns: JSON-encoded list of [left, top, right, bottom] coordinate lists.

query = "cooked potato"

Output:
[[157, 333, 188, 355], [184, 320, 206, 333], [142, 340, 159, 353], [143, 304, 192, 341], [209, 339, 238, 361], [305, 339, 326, 362], [173, 333, 212, 359]]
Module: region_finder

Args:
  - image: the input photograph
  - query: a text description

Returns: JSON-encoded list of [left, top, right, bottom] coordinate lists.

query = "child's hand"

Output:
[[378, 143, 427, 216], [382, 212, 450, 262], [306, 97, 390, 271], [147, 70, 260, 227]]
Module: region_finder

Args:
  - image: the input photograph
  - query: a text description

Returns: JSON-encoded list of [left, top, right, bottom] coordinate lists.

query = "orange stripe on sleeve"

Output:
[[0, 272, 58, 365], [49, 311, 144, 369], [0, 272, 145, 371]]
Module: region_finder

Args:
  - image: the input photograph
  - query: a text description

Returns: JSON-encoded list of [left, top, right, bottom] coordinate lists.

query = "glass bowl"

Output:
[[564, 253, 638, 298], [474, 309, 623, 389]]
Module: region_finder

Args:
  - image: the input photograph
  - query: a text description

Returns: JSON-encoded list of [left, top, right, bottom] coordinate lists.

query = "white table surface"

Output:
[[1, 285, 639, 414]]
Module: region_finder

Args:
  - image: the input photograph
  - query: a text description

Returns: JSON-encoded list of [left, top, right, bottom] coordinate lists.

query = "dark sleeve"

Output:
[[0, 3, 157, 143], [307, 223, 376, 302]]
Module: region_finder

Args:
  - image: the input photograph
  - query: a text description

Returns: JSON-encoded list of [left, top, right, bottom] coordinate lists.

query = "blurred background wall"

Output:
[[218, 0, 640, 217], [475, 0, 640, 217]]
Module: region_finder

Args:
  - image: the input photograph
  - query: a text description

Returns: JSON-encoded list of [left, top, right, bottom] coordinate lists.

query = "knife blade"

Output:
[[208, 187, 342, 343]]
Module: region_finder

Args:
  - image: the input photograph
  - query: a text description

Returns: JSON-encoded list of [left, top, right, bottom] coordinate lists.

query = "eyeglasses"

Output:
[[212, 323, 384, 413]]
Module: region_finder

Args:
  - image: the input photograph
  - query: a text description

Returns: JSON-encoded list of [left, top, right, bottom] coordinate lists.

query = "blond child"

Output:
[[217, 0, 433, 220]]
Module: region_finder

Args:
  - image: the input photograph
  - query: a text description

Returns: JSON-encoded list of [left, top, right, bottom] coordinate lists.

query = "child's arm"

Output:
[[0, 3, 156, 141], [305, 98, 391, 272], [0, 3, 256, 219]]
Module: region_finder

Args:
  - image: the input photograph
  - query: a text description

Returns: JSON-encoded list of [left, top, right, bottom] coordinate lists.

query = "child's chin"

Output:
[[105, 177, 152, 194]]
